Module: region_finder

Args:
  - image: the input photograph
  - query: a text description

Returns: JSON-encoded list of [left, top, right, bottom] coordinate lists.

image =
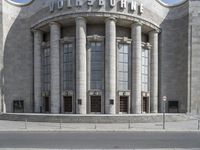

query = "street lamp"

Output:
[[162, 96, 167, 130]]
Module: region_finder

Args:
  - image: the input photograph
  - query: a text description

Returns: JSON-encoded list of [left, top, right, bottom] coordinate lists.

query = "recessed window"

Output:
[[89, 42, 104, 90], [118, 43, 130, 90], [63, 43, 73, 90], [42, 48, 50, 92], [141, 48, 150, 92]]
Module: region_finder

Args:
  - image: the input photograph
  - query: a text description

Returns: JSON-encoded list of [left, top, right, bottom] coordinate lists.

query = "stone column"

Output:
[[75, 17, 87, 114], [33, 30, 43, 113], [131, 22, 142, 114], [105, 17, 116, 114], [50, 22, 61, 114], [149, 30, 159, 113]]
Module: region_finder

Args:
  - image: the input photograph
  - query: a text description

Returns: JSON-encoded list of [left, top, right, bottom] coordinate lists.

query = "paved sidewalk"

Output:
[[0, 148, 200, 150], [0, 119, 200, 132]]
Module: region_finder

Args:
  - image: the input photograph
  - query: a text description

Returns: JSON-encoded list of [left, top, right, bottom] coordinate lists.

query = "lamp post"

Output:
[[162, 96, 167, 130]]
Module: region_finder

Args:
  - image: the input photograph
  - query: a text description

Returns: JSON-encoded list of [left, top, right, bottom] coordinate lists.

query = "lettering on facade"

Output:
[[50, 0, 144, 15]]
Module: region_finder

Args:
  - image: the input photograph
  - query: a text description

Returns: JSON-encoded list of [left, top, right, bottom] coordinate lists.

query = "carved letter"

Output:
[[50, 2, 55, 12], [76, 0, 82, 7], [58, 0, 64, 10], [110, 0, 116, 7], [98, 0, 104, 6], [130, 1, 137, 11], [88, 0, 93, 6], [139, 3, 144, 14], [120, 0, 126, 9]]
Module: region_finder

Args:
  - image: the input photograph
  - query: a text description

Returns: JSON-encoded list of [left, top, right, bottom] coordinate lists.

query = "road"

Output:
[[0, 131, 200, 149]]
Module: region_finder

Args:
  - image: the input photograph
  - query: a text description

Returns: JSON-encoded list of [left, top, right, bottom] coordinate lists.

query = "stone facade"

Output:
[[0, 0, 199, 114]]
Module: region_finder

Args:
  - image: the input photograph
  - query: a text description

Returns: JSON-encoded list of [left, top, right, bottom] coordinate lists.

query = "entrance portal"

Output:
[[91, 96, 101, 113], [120, 96, 128, 113], [44, 97, 50, 113], [142, 97, 149, 113], [64, 96, 73, 113]]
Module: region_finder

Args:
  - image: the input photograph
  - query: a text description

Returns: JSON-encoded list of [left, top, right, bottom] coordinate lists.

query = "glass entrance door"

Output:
[[64, 96, 73, 113], [120, 96, 128, 113], [91, 96, 101, 113]]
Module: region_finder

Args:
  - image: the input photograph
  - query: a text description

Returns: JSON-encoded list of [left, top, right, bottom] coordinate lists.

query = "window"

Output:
[[42, 48, 50, 91], [90, 42, 104, 90], [141, 48, 149, 92], [63, 43, 73, 90], [118, 43, 130, 90]]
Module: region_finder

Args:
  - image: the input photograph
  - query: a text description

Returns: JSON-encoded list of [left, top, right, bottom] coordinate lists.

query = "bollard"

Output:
[[128, 120, 131, 129], [25, 119, 27, 129], [94, 119, 97, 130], [60, 118, 62, 129], [94, 123, 97, 130]]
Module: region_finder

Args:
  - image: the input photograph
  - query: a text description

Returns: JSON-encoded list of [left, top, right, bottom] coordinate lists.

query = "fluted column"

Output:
[[105, 17, 116, 114], [149, 30, 159, 113], [33, 30, 43, 113], [50, 22, 61, 114], [75, 17, 87, 114], [131, 22, 142, 114]]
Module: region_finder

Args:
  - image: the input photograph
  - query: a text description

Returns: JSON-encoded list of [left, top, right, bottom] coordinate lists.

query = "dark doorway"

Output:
[[120, 96, 128, 113], [44, 97, 50, 113], [168, 101, 179, 113], [13, 100, 24, 113], [142, 97, 149, 113], [64, 96, 73, 113], [91, 96, 101, 113]]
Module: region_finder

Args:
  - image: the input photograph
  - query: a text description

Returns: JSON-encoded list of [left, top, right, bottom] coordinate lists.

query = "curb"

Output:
[[0, 129, 200, 132]]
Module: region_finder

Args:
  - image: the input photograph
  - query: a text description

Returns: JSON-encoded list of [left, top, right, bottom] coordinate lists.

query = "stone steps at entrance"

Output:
[[0, 113, 193, 123]]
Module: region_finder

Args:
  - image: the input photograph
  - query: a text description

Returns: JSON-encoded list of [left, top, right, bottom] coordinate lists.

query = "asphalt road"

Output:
[[0, 131, 200, 149]]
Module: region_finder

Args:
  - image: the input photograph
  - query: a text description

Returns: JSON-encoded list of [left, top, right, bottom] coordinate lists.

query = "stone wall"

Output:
[[189, 0, 200, 114], [0, 1, 2, 112], [159, 8, 189, 113]]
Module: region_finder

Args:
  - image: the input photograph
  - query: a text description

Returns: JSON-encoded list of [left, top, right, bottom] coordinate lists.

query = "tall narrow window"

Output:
[[42, 48, 50, 91], [118, 43, 129, 90], [90, 42, 104, 90], [141, 48, 149, 92], [63, 43, 73, 90]]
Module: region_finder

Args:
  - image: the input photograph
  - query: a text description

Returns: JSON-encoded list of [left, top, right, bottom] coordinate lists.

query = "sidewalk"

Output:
[[0, 119, 200, 132], [0, 148, 199, 150]]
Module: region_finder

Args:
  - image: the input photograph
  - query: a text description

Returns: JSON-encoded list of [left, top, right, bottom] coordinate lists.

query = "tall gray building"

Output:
[[0, 0, 199, 114]]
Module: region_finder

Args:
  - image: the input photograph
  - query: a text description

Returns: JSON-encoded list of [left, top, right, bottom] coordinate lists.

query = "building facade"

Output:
[[0, 0, 200, 114]]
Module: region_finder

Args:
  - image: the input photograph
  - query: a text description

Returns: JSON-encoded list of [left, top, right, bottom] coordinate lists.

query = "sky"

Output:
[[13, 0, 184, 4], [162, 0, 183, 4]]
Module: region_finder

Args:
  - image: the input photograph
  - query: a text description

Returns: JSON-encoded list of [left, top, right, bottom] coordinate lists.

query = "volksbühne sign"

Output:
[[50, 0, 144, 15]]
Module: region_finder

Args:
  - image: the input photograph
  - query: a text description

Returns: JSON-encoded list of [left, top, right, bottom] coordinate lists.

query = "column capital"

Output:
[[49, 21, 61, 27], [32, 29, 43, 34], [75, 17, 87, 23], [149, 28, 160, 34], [132, 21, 143, 27], [105, 17, 117, 23]]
